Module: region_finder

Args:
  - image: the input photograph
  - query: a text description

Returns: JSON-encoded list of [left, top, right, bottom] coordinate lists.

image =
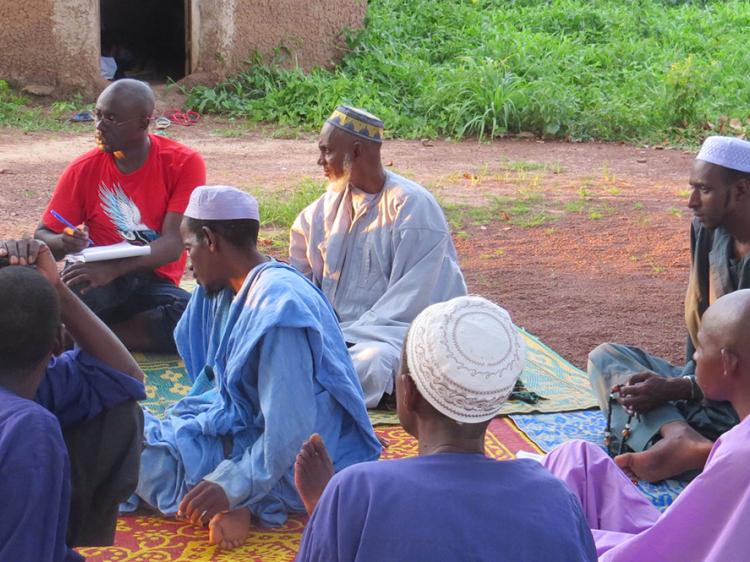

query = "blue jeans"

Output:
[[588, 342, 738, 452], [68, 270, 189, 353]]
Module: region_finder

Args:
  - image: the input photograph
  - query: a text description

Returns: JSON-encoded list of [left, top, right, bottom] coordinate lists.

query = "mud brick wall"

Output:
[[0, 0, 365, 96], [0, 0, 104, 96], [192, 0, 366, 78]]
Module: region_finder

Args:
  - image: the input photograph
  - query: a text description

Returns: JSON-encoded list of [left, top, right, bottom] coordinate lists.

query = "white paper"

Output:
[[67, 241, 151, 263], [515, 451, 546, 463]]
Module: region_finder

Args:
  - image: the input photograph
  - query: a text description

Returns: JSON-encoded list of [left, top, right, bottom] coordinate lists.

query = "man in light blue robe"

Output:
[[133, 185, 381, 549]]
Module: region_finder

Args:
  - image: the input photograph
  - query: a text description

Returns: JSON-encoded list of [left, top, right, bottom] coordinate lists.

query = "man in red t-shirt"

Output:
[[35, 79, 206, 353]]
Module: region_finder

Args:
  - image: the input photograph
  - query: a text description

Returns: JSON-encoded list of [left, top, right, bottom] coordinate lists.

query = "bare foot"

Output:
[[294, 433, 335, 515], [208, 508, 251, 550], [615, 421, 713, 482]]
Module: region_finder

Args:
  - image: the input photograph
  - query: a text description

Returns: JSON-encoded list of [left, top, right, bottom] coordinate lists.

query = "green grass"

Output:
[[251, 178, 325, 229], [0, 80, 91, 131], [441, 190, 556, 231], [245, 178, 325, 248], [564, 200, 586, 213], [501, 159, 547, 172], [185, 0, 750, 144]]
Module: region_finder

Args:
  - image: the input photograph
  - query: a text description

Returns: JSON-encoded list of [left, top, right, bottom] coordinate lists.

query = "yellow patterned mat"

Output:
[[510, 328, 597, 413], [367, 329, 597, 424]]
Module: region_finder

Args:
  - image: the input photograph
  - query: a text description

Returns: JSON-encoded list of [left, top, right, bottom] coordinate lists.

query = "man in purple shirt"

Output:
[[0, 239, 146, 561], [294, 296, 596, 562]]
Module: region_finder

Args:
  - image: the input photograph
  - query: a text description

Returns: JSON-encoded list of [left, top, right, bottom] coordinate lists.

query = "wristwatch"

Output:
[[682, 375, 702, 402]]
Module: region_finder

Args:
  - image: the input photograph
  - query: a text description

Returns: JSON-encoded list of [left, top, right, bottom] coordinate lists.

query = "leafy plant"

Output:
[[185, 0, 750, 144], [0, 81, 89, 131]]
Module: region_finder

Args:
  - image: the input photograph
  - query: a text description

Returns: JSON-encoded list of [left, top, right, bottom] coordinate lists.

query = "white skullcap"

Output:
[[405, 295, 526, 424], [696, 136, 750, 173], [184, 185, 260, 221]]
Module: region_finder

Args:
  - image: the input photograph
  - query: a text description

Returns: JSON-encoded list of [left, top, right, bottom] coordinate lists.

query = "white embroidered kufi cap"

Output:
[[696, 136, 750, 173], [405, 295, 526, 423], [184, 185, 260, 221]]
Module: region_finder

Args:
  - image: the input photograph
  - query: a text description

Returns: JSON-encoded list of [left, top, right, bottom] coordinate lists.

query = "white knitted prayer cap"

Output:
[[405, 295, 526, 424], [696, 136, 750, 173], [184, 185, 260, 221]]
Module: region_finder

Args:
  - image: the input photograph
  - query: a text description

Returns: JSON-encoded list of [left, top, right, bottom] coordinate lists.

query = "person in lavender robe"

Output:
[[290, 106, 467, 408], [293, 296, 597, 562], [0, 239, 146, 562], [543, 289, 750, 562]]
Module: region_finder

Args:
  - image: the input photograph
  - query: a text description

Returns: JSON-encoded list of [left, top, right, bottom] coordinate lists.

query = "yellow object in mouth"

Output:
[[114, 150, 125, 159]]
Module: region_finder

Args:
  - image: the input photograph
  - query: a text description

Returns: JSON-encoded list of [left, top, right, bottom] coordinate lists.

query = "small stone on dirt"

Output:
[[22, 84, 55, 96]]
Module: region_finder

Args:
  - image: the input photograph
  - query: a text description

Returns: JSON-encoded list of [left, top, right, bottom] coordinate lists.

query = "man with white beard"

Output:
[[290, 106, 467, 408]]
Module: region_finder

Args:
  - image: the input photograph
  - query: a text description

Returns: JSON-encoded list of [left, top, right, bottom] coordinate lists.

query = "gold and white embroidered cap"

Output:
[[405, 295, 526, 424]]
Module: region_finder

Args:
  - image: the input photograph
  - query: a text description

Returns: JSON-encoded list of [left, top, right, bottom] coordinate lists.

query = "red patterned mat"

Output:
[[78, 418, 542, 561]]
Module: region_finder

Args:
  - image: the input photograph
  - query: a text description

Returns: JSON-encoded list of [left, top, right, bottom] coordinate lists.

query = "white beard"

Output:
[[326, 154, 354, 193], [327, 174, 351, 193]]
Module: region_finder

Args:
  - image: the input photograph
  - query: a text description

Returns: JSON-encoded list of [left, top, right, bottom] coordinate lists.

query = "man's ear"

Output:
[[401, 374, 422, 413], [721, 348, 740, 379], [733, 177, 750, 201], [352, 140, 362, 158], [202, 226, 219, 252]]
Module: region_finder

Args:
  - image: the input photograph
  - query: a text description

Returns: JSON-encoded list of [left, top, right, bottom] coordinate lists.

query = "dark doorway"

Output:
[[100, 0, 189, 82]]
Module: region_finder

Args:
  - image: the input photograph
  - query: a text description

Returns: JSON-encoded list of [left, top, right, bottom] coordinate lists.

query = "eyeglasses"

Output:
[[94, 111, 150, 127]]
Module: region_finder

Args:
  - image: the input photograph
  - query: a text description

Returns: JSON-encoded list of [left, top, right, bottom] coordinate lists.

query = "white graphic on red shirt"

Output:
[[98, 182, 158, 244]]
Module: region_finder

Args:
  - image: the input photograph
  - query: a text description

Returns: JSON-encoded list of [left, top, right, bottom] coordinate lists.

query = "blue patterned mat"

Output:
[[511, 410, 687, 511]]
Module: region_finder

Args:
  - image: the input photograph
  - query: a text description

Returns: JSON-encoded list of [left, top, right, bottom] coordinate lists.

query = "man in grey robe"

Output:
[[290, 106, 467, 407], [588, 136, 750, 482]]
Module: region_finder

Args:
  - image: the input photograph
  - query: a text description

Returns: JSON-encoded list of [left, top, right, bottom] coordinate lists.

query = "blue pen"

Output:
[[50, 210, 94, 247]]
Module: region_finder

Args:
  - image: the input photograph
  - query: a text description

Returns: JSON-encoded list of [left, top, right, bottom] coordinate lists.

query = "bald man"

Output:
[[35, 79, 206, 353], [541, 289, 750, 561], [290, 106, 467, 408]]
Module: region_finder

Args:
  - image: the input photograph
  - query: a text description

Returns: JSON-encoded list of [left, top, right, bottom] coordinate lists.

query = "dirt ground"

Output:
[[0, 120, 698, 369]]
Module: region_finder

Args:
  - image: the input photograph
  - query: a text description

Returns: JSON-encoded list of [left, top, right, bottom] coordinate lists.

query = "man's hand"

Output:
[[0, 239, 61, 288], [61, 261, 120, 293], [615, 372, 688, 414], [60, 225, 90, 255], [177, 481, 230, 526]]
